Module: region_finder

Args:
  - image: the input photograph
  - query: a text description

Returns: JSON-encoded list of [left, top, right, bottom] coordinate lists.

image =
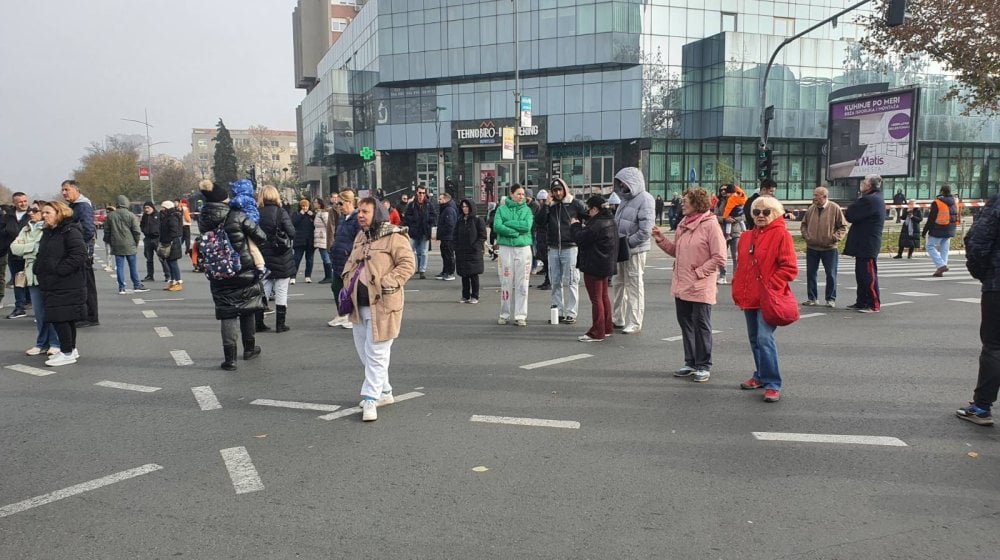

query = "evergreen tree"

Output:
[[212, 118, 238, 187]]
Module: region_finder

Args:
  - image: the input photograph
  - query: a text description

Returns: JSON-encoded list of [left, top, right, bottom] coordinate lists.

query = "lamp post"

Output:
[[121, 109, 167, 204], [432, 105, 447, 196], [512, 0, 521, 188]]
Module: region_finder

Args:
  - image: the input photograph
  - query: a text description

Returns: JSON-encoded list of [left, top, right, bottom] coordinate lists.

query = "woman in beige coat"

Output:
[[342, 197, 416, 421]]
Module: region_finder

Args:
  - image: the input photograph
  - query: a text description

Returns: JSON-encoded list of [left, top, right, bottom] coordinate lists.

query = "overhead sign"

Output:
[[501, 127, 515, 160], [520, 96, 532, 128], [139, 167, 150, 181], [827, 88, 918, 179]]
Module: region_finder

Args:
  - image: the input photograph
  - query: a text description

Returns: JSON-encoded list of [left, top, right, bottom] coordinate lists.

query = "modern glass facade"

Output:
[[297, 0, 999, 202]]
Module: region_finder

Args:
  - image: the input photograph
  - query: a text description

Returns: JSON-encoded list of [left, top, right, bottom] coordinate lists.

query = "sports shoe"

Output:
[[70, 349, 80, 359], [559, 316, 576, 324], [845, 303, 863, 310], [25, 346, 44, 356], [497, 317, 509, 325], [468, 298, 479, 304], [361, 399, 377, 421], [434, 273, 446, 280], [740, 377, 764, 390], [142, 275, 154, 282], [133, 285, 149, 293], [290, 278, 296, 284], [857, 307, 878, 313], [45, 352, 77, 367], [377, 392, 395, 406], [339, 322, 353, 329], [692, 370, 711, 383], [419, 272, 426, 279], [327, 317, 340, 327], [304, 277, 312, 283], [801, 300, 818, 306], [47, 347, 61, 356], [622, 325, 641, 334], [825, 301, 836, 308], [442, 274, 456, 281], [118, 289, 128, 295], [515, 319, 527, 327], [673, 366, 696, 377], [263, 307, 275, 315], [578, 334, 603, 342], [6, 309, 27, 319], [763, 389, 781, 402], [717, 277, 727, 285], [458, 298, 470, 303], [537, 282, 550, 290], [956, 403, 993, 426]]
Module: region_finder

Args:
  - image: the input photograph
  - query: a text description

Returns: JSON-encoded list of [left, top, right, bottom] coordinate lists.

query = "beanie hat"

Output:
[[161, 200, 175, 210], [143, 201, 155, 210], [200, 179, 228, 203], [536, 189, 548, 201], [585, 195, 606, 211]]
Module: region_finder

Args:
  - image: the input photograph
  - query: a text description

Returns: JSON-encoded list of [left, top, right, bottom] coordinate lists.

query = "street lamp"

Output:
[[512, 0, 521, 188], [432, 105, 447, 195], [121, 109, 168, 204]]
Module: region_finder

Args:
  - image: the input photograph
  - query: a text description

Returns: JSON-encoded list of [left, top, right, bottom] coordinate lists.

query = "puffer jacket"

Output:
[[9, 221, 45, 286], [313, 210, 329, 250], [454, 201, 486, 277], [571, 209, 617, 278], [437, 200, 458, 241], [656, 211, 728, 304], [343, 222, 416, 343], [331, 210, 360, 277], [199, 202, 267, 320], [159, 209, 183, 261], [493, 197, 533, 247], [259, 203, 295, 279], [965, 194, 1000, 292], [614, 167, 655, 254], [732, 216, 798, 310], [34, 221, 88, 323], [291, 209, 315, 249]]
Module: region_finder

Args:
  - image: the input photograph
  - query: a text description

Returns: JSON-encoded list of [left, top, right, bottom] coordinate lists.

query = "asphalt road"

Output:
[[1, 245, 998, 560]]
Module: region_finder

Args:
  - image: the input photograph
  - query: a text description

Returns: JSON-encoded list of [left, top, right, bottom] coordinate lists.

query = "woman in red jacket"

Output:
[[732, 196, 798, 402]]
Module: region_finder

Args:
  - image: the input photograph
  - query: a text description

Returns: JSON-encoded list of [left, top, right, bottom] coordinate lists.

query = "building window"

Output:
[[272, 154, 281, 161], [331, 17, 348, 33], [199, 153, 209, 161], [774, 17, 794, 36], [197, 139, 208, 148], [332, 0, 356, 5], [289, 142, 297, 150], [271, 140, 279, 147], [721, 12, 737, 32]]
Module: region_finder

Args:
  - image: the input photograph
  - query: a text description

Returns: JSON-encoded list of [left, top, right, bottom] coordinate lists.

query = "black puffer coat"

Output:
[[199, 202, 267, 320], [158, 208, 183, 261], [571, 210, 617, 278], [34, 221, 88, 323], [259, 203, 296, 279], [454, 200, 486, 276]]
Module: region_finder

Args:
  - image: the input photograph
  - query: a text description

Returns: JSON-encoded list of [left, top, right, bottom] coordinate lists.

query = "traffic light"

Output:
[[886, 0, 907, 27], [757, 148, 773, 181]]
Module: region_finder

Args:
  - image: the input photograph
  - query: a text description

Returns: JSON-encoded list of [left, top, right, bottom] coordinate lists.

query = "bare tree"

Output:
[[641, 48, 683, 138]]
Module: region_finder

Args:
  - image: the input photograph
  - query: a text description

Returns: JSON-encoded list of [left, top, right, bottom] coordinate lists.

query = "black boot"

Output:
[[221, 345, 237, 371], [275, 305, 290, 333], [255, 310, 270, 332], [243, 337, 261, 360], [318, 262, 333, 284]]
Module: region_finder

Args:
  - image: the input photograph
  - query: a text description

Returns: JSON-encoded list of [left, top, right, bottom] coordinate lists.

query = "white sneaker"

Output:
[[290, 278, 296, 285], [25, 346, 44, 356], [825, 301, 836, 308], [577, 335, 603, 342], [717, 277, 727, 285], [468, 298, 479, 304], [45, 352, 77, 366], [692, 370, 711, 383], [71, 349, 80, 359], [361, 399, 377, 421], [327, 318, 340, 327], [47, 347, 61, 356], [304, 277, 312, 283], [622, 325, 641, 334], [340, 321, 353, 329], [377, 392, 395, 406]]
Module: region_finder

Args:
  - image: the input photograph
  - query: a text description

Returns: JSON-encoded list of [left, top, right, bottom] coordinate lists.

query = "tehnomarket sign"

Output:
[[456, 120, 540, 143]]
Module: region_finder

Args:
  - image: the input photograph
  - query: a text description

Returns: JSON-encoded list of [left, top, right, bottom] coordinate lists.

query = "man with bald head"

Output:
[[800, 186, 847, 308]]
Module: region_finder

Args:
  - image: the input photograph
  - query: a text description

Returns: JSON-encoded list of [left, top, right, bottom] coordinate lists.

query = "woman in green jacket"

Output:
[[493, 184, 534, 326], [9, 201, 60, 355]]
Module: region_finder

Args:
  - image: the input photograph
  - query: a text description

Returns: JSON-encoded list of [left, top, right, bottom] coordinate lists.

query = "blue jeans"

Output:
[[548, 246, 579, 318], [293, 246, 314, 277], [166, 259, 182, 282], [318, 248, 332, 266], [410, 237, 429, 273], [744, 310, 781, 390], [926, 235, 950, 268], [28, 286, 59, 349], [115, 254, 142, 290], [805, 248, 838, 302], [9, 258, 27, 311]]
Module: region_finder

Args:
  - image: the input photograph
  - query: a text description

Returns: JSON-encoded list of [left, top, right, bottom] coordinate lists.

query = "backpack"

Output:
[[201, 214, 242, 281]]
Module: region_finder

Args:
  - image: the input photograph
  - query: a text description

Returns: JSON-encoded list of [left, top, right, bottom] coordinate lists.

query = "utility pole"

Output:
[[512, 0, 520, 189], [121, 109, 167, 204]]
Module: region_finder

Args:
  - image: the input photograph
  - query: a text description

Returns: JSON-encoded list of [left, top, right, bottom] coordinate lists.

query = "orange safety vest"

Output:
[[933, 199, 959, 226]]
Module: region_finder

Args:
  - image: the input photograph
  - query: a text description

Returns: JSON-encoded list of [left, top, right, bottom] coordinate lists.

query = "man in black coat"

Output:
[[403, 185, 437, 279], [61, 180, 99, 327], [4, 192, 32, 318], [435, 192, 458, 281], [139, 202, 164, 281], [844, 174, 886, 313]]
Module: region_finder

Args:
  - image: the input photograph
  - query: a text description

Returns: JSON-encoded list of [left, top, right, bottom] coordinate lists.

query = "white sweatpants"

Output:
[[612, 251, 647, 329], [499, 245, 531, 321], [352, 306, 394, 400]]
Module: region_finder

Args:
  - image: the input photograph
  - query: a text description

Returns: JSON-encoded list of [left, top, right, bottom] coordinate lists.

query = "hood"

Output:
[[459, 198, 478, 217], [504, 196, 525, 209], [74, 193, 93, 206], [439, 199, 458, 212], [198, 201, 231, 230], [757, 215, 787, 233], [614, 167, 646, 200], [365, 221, 408, 241], [116, 195, 130, 208]]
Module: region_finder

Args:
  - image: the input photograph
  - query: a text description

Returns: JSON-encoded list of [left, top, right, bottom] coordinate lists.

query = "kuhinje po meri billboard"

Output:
[[827, 88, 918, 179]]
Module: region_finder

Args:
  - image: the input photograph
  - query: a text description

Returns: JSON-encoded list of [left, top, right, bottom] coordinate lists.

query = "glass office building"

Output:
[[297, 0, 999, 202]]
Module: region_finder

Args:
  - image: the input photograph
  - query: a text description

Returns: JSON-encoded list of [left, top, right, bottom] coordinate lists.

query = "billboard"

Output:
[[827, 88, 918, 179]]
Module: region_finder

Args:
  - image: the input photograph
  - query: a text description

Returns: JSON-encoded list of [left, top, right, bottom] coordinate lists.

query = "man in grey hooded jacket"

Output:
[[104, 194, 147, 294], [612, 167, 654, 334]]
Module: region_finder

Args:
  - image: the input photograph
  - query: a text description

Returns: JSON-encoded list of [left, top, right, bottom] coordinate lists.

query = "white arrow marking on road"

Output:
[[95, 381, 162, 393], [662, 330, 722, 342], [892, 292, 938, 297], [5, 364, 57, 377], [470, 415, 580, 429], [154, 327, 173, 338], [949, 298, 981, 304], [132, 298, 145, 305], [520, 354, 592, 370], [220, 447, 264, 495], [171, 350, 193, 366], [0, 463, 163, 519], [752, 432, 906, 446], [192, 386, 222, 411], [142, 310, 158, 318], [317, 391, 425, 420], [250, 399, 341, 412], [799, 313, 826, 319], [879, 301, 913, 307]]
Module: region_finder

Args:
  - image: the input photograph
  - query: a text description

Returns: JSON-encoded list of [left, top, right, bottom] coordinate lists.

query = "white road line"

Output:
[[662, 330, 722, 342], [132, 298, 145, 304], [141, 297, 185, 302], [0, 463, 163, 518], [950, 297, 981, 304], [250, 399, 341, 412], [917, 276, 970, 282], [799, 312, 826, 319], [752, 432, 907, 447], [957, 281, 981, 285], [879, 301, 913, 307], [470, 415, 581, 429], [892, 292, 938, 297], [95, 380, 162, 393], [171, 350, 193, 366], [520, 354, 592, 370], [317, 391, 425, 420], [192, 386, 222, 411], [154, 327, 173, 338], [5, 364, 56, 377], [142, 310, 158, 318], [219, 447, 264, 495]]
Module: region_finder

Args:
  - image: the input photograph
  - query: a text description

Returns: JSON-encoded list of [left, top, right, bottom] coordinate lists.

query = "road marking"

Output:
[[250, 399, 341, 412], [154, 326, 173, 338], [752, 432, 907, 447], [799, 312, 826, 319], [192, 386, 222, 411], [470, 415, 581, 429], [950, 297, 981, 304], [917, 276, 970, 282], [141, 297, 186, 302], [132, 298, 145, 304], [220, 447, 264, 495], [5, 364, 56, 377], [662, 330, 722, 342], [95, 380, 162, 393], [892, 291, 938, 297], [879, 301, 912, 307], [519, 354, 592, 370], [957, 281, 981, 285], [171, 350, 193, 366], [0, 463, 163, 519], [142, 310, 158, 318], [317, 391, 425, 420]]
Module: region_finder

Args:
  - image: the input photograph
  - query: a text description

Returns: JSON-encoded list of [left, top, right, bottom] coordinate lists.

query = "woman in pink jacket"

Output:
[[652, 188, 727, 383]]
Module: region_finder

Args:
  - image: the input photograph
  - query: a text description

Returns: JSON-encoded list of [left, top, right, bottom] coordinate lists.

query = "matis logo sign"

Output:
[[857, 155, 885, 166]]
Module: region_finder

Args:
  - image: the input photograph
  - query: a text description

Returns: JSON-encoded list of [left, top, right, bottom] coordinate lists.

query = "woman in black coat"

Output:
[[158, 200, 184, 290], [35, 200, 88, 366], [290, 198, 316, 283], [894, 203, 922, 259], [198, 181, 268, 371], [570, 196, 618, 342], [257, 186, 296, 332], [454, 198, 487, 303]]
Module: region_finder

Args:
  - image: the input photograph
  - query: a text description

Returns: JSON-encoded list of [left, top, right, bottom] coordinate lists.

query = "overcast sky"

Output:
[[0, 0, 303, 200]]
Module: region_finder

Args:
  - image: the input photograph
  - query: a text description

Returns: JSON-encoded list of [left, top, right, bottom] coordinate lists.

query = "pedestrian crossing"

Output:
[[793, 256, 976, 286]]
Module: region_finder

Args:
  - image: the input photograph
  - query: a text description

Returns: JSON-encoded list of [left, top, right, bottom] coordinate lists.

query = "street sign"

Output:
[[520, 96, 532, 128], [688, 168, 697, 184], [139, 167, 150, 181]]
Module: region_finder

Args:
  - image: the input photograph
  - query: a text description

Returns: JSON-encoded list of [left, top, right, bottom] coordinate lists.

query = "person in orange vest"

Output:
[[922, 184, 960, 277]]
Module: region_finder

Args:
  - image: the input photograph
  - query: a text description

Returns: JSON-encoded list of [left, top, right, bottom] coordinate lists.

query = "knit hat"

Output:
[[199, 179, 228, 203], [143, 201, 155, 210], [585, 195, 606, 210], [608, 192, 622, 205], [161, 200, 175, 210], [536, 189, 548, 201]]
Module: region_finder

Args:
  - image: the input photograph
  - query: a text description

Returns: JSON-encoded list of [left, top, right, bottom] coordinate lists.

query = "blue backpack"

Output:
[[201, 214, 242, 281]]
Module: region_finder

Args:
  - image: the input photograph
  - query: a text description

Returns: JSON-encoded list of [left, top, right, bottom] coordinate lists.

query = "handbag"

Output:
[[616, 235, 630, 262], [750, 232, 799, 327], [14, 270, 27, 288], [337, 261, 365, 316], [156, 241, 173, 259], [267, 228, 293, 254]]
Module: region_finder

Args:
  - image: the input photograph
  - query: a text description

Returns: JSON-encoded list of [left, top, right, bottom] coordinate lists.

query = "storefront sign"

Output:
[[456, 120, 540, 145]]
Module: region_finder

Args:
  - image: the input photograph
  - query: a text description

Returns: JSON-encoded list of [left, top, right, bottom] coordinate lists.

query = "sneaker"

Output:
[[825, 301, 836, 308], [304, 277, 312, 283], [70, 349, 80, 359], [118, 289, 128, 295], [515, 319, 527, 327], [442, 274, 456, 281], [559, 316, 576, 324], [537, 283, 551, 290], [673, 366, 696, 377], [377, 392, 395, 406], [25, 346, 45, 356], [263, 307, 275, 315], [47, 347, 61, 356], [497, 317, 509, 325], [163, 282, 173, 290], [339, 322, 353, 330], [458, 298, 470, 303], [327, 317, 340, 327], [622, 325, 641, 334], [763, 389, 781, 402], [692, 370, 711, 383], [6, 309, 27, 319], [142, 275, 155, 282], [892, 255, 902, 259], [845, 303, 863, 310], [361, 399, 377, 421], [45, 352, 77, 367], [434, 273, 446, 280], [578, 334, 603, 342], [956, 403, 994, 426], [717, 277, 727, 285], [801, 300, 818, 306], [133, 285, 149, 293], [290, 278, 296, 285], [468, 298, 479, 304], [740, 377, 764, 390], [857, 307, 878, 313]]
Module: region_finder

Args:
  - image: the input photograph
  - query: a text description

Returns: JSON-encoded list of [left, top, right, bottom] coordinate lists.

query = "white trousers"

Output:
[[263, 277, 290, 306], [352, 306, 394, 400], [499, 245, 531, 321], [612, 251, 647, 329]]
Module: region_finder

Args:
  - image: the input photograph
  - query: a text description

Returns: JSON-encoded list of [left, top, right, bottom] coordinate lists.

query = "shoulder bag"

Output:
[[750, 231, 799, 327], [337, 261, 365, 316]]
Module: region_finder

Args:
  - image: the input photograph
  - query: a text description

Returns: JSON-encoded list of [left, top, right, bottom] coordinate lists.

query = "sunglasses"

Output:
[[752, 209, 772, 217], [336, 202, 345, 207]]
